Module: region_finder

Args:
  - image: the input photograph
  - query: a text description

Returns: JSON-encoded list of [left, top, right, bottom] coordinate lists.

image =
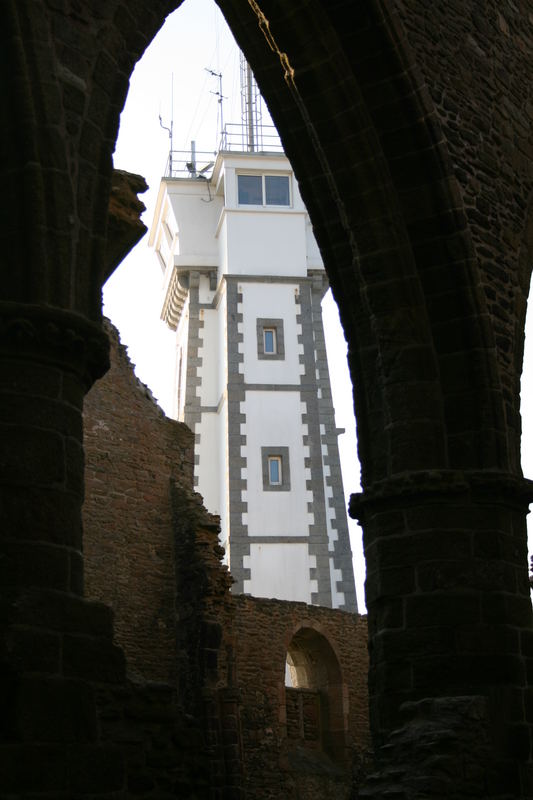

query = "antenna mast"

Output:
[[206, 68, 225, 141], [159, 73, 174, 175], [240, 53, 261, 152]]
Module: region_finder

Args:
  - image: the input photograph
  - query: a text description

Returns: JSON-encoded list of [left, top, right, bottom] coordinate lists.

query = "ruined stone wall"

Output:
[[169, 489, 371, 800], [232, 595, 370, 800], [83, 321, 194, 683], [82, 321, 370, 799]]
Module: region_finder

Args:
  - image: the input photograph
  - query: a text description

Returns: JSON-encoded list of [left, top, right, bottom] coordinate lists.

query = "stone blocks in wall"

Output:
[[232, 596, 370, 800], [83, 320, 195, 684]]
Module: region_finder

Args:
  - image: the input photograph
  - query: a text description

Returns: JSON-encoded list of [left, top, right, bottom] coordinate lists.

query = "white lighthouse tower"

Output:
[[149, 68, 357, 611]]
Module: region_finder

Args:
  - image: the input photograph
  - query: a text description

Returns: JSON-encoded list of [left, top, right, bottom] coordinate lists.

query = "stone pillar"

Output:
[[0, 301, 126, 796], [0, 302, 109, 596], [351, 469, 533, 798]]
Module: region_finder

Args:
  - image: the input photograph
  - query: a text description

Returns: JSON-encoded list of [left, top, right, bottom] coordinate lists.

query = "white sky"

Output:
[[105, 0, 533, 613]]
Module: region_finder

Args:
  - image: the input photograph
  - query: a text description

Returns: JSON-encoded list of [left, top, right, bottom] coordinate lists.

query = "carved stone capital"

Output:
[[0, 302, 110, 388], [349, 469, 533, 522]]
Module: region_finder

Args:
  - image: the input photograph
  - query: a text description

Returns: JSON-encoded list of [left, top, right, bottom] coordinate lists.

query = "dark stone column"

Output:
[[351, 470, 533, 798], [0, 301, 126, 796], [0, 302, 109, 595]]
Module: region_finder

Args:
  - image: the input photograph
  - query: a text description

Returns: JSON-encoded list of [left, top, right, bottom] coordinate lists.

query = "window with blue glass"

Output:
[[257, 319, 284, 360], [268, 456, 282, 485], [238, 174, 263, 205], [262, 447, 290, 491], [238, 173, 290, 206], [263, 327, 276, 354], [265, 175, 290, 206]]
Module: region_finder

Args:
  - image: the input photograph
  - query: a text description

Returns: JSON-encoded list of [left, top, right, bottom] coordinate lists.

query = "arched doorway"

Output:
[[285, 626, 347, 765]]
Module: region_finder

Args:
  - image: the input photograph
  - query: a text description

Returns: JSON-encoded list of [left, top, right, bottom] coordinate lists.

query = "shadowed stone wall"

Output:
[[82, 319, 371, 800], [233, 596, 370, 800], [2, 0, 533, 796], [83, 321, 194, 683]]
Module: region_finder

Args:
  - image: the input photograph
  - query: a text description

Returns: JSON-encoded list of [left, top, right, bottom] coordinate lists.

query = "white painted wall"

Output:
[[195, 285, 227, 520], [196, 412, 221, 513], [197, 308, 219, 407], [216, 212, 229, 278], [213, 151, 322, 279], [320, 426, 338, 553], [217, 394, 229, 556], [242, 391, 312, 536], [158, 223, 171, 268], [174, 301, 190, 421], [216, 287, 228, 403], [329, 558, 345, 609], [240, 282, 303, 385], [198, 273, 215, 305], [243, 543, 318, 602], [221, 164, 236, 207], [164, 181, 222, 260], [306, 218, 323, 269], [220, 209, 307, 276]]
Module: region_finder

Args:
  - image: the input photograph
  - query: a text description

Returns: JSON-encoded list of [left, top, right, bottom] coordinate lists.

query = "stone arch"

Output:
[[3, 2, 533, 795], [1, 2, 168, 314], [3, 0, 515, 490], [284, 625, 348, 764], [3, 1, 508, 473], [216, 0, 510, 479]]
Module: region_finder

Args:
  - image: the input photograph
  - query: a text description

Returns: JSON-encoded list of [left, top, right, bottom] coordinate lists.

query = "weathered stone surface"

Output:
[[104, 169, 148, 282], [83, 321, 194, 684], [2, 0, 533, 796]]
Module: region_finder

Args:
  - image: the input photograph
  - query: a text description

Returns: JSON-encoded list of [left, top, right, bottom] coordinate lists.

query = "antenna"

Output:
[[247, 62, 254, 151], [205, 67, 225, 141], [159, 73, 174, 175], [240, 53, 262, 152]]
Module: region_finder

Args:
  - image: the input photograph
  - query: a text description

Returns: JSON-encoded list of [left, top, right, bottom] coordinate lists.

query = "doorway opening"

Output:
[[285, 627, 347, 765]]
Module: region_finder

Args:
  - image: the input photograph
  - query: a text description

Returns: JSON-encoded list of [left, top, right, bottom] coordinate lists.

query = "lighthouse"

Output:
[[149, 67, 357, 611]]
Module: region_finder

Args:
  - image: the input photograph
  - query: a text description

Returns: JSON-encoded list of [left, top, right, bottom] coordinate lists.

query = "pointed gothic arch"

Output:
[[2, 1, 533, 795], [285, 626, 348, 765]]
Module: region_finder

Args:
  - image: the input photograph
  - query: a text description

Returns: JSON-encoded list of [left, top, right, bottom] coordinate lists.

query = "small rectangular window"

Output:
[[257, 318, 284, 360], [162, 219, 174, 247], [263, 328, 276, 354], [268, 455, 282, 485], [262, 446, 290, 491], [238, 174, 262, 205], [265, 175, 290, 206]]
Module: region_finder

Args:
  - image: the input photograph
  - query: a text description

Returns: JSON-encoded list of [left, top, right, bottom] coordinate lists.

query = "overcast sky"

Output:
[[105, 0, 533, 609]]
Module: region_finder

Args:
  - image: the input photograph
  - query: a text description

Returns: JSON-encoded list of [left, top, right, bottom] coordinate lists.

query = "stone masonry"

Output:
[[83, 321, 194, 683], [82, 320, 370, 799], [2, 0, 533, 796]]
